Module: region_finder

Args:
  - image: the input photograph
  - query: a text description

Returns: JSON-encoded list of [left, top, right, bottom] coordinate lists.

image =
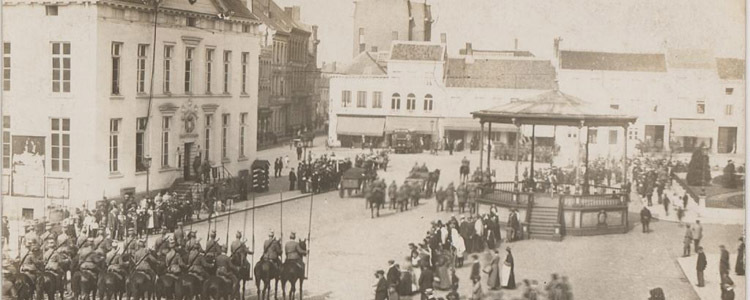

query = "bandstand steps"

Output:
[[527, 205, 563, 241]]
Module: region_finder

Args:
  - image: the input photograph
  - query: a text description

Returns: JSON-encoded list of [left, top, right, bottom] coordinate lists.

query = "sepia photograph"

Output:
[[0, 0, 746, 299]]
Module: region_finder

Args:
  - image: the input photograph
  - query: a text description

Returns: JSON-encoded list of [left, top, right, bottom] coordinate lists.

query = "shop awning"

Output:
[[670, 119, 714, 138], [385, 117, 438, 134], [337, 116, 385, 137], [442, 118, 518, 132]]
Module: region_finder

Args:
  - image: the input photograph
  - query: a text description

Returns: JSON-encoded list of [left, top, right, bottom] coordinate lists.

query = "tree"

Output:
[[686, 148, 711, 186]]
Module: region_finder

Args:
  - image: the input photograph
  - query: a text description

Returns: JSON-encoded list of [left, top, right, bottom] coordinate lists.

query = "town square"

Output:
[[0, 0, 746, 300]]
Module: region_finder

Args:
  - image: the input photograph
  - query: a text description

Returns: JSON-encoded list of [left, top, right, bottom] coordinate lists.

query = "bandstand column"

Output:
[[514, 119, 520, 191], [622, 124, 629, 184], [479, 121, 485, 171], [487, 122, 492, 171], [575, 121, 584, 193]]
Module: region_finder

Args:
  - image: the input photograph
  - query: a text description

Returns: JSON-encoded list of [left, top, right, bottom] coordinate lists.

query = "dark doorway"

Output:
[[184, 142, 193, 180], [718, 127, 737, 154]]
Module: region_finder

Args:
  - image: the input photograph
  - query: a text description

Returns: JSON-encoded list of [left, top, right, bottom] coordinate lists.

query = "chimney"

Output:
[[312, 25, 319, 41], [440, 33, 447, 44], [514, 38, 518, 51], [285, 6, 301, 22], [465, 42, 474, 64]]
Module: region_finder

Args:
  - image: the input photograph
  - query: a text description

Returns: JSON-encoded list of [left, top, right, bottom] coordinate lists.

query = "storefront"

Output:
[[336, 115, 386, 148], [384, 116, 439, 149], [670, 118, 714, 153]]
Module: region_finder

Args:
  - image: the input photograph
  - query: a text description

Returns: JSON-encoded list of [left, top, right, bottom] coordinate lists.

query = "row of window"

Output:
[[117, 43, 250, 96], [341, 91, 434, 111], [0, 41, 250, 95], [107, 112, 248, 174], [1, 117, 69, 172]]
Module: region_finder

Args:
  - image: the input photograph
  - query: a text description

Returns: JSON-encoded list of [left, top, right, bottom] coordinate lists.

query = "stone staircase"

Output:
[[527, 198, 563, 241], [172, 180, 202, 202]]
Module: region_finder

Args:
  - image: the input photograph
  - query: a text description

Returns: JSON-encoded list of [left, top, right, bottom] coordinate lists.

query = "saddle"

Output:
[[187, 270, 205, 283]]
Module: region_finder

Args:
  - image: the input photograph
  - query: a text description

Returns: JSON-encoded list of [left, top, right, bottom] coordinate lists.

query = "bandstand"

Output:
[[471, 90, 638, 240]]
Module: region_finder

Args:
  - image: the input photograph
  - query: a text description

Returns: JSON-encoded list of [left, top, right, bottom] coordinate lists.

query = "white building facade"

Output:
[[2, 0, 262, 217]]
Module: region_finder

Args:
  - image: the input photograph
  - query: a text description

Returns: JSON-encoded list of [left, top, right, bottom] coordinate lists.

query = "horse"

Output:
[[97, 271, 126, 300], [155, 272, 180, 300], [126, 271, 155, 300], [230, 252, 252, 300], [174, 272, 202, 300], [368, 185, 385, 218], [253, 259, 279, 300], [280, 240, 307, 300], [201, 275, 231, 300], [36, 271, 65, 300], [459, 165, 470, 182], [71, 269, 98, 300], [7, 272, 35, 300], [430, 169, 441, 194]]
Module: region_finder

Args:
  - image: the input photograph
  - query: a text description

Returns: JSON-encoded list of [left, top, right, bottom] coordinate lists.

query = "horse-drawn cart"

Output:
[[406, 170, 432, 198], [339, 167, 368, 198]]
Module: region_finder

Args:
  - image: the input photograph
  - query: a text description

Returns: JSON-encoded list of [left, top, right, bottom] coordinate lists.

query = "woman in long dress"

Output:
[[486, 250, 501, 290], [501, 247, 516, 289]]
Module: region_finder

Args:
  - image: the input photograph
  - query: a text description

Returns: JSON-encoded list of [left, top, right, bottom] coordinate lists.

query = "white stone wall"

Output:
[[2, 2, 261, 216]]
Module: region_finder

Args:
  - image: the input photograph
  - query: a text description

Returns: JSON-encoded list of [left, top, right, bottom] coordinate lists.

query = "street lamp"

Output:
[[143, 155, 153, 197]]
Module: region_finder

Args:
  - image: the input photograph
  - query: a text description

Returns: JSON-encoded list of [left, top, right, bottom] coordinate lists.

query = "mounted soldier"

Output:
[[164, 239, 184, 276], [78, 238, 103, 275], [132, 238, 157, 282], [215, 244, 239, 295], [153, 230, 170, 257], [23, 225, 40, 251], [284, 232, 307, 275], [42, 238, 65, 281], [105, 242, 128, 281], [230, 232, 252, 270], [39, 223, 57, 245], [262, 231, 282, 270], [20, 243, 43, 285], [205, 230, 222, 257], [185, 230, 202, 253], [184, 241, 209, 281], [123, 228, 139, 254]]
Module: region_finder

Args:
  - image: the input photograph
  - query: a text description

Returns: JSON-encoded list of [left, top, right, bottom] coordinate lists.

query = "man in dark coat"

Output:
[[193, 156, 202, 183], [386, 260, 400, 288], [640, 207, 652, 233], [697, 246, 707, 287], [418, 266, 434, 300], [374, 270, 388, 300], [720, 245, 731, 276], [289, 168, 297, 191], [469, 254, 481, 283]]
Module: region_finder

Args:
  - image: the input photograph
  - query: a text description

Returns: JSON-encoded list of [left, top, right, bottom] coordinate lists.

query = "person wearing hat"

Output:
[[132, 238, 156, 281], [284, 232, 307, 273], [153, 230, 170, 256], [230, 231, 252, 269], [185, 240, 209, 280], [418, 265, 434, 300], [164, 238, 184, 275], [105, 241, 126, 276], [215, 244, 240, 297], [185, 230, 202, 252], [39, 223, 57, 244], [78, 238, 103, 274], [262, 231, 282, 269], [205, 230, 221, 256], [42, 238, 65, 280], [386, 260, 400, 288], [373, 270, 388, 300], [23, 224, 40, 251], [20, 243, 44, 283], [122, 228, 139, 254]]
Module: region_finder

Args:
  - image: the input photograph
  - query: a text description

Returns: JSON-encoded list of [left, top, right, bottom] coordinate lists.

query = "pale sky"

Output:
[[277, 0, 746, 66]]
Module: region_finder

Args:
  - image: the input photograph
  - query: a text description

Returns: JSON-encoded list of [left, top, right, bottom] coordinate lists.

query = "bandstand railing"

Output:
[[561, 193, 627, 208]]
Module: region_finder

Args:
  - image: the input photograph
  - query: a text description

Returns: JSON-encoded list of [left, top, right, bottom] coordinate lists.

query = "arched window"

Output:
[[391, 93, 401, 110], [407, 93, 416, 110], [424, 94, 433, 111]]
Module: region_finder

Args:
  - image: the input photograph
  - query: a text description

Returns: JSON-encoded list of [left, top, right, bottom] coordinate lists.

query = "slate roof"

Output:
[[251, 0, 292, 33], [341, 52, 387, 75], [560, 50, 666, 72], [716, 58, 745, 80], [472, 90, 637, 127], [114, 0, 256, 21], [390, 42, 445, 61], [445, 58, 557, 89]]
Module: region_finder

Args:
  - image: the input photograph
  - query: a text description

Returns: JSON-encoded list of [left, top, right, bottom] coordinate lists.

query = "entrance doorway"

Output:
[[183, 142, 193, 180], [718, 127, 737, 154]]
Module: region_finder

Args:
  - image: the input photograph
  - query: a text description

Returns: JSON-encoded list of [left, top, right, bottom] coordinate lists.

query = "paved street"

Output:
[[169, 140, 744, 300]]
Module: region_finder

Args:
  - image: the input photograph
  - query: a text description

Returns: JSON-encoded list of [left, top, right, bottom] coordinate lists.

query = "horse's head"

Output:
[[298, 239, 307, 252]]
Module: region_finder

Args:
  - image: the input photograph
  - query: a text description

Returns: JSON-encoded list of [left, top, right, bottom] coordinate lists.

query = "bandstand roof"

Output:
[[471, 90, 637, 127]]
